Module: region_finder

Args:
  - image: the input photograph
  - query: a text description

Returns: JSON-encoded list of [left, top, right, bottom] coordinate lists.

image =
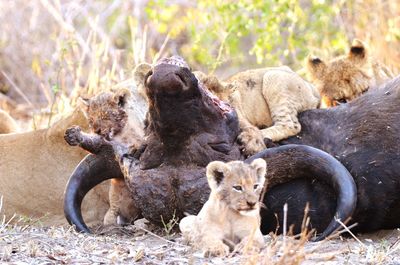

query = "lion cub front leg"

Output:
[[180, 215, 229, 257], [201, 228, 230, 257], [261, 84, 301, 142], [104, 179, 140, 225], [232, 91, 267, 156], [260, 70, 310, 143], [238, 125, 266, 156], [236, 228, 265, 252], [260, 104, 301, 142], [64, 125, 105, 154]]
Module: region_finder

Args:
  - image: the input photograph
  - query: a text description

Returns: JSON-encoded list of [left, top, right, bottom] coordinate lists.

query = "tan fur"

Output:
[[195, 67, 320, 156], [0, 109, 19, 134], [179, 159, 266, 257], [80, 89, 144, 226], [307, 39, 393, 107], [0, 107, 109, 226]]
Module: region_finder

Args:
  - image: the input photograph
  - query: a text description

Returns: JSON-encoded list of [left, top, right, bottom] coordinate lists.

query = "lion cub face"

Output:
[[79, 89, 131, 141], [206, 158, 267, 216], [307, 39, 372, 107], [180, 158, 267, 256]]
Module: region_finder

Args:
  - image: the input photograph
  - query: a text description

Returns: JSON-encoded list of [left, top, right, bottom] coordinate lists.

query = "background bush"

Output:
[[0, 0, 398, 127]]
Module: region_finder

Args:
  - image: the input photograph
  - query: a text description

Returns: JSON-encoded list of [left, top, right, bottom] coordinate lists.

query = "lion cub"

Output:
[[179, 158, 267, 257], [78, 88, 144, 225], [194, 67, 320, 156], [307, 39, 393, 107]]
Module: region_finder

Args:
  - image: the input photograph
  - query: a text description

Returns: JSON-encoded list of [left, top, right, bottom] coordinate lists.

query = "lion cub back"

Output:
[[307, 39, 393, 107]]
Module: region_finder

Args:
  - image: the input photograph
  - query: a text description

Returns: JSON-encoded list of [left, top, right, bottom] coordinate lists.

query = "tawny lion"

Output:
[[306, 39, 393, 107]]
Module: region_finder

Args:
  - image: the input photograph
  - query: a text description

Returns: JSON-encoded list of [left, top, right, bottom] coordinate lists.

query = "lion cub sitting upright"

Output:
[[179, 158, 267, 257], [307, 39, 393, 107]]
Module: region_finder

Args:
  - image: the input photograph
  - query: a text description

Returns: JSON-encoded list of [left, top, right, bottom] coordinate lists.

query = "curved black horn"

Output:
[[246, 144, 357, 241], [63, 154, 123, 233]]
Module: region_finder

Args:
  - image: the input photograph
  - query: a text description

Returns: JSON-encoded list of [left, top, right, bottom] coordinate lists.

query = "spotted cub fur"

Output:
[[179, 158, 266, 257], [307, 39, 393, 107], [195, 67, 320, 156]]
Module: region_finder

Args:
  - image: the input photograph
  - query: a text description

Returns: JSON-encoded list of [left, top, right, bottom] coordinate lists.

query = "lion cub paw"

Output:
[[203, 241, 230, 257], [234, 235, 264, 254], [64, 126, 83, 146], [238, 127, 266, 156]]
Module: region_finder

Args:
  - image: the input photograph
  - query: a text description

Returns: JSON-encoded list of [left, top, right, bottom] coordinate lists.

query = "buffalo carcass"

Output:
[[64, 56, 400, 240], [261, 76, 400, 235]]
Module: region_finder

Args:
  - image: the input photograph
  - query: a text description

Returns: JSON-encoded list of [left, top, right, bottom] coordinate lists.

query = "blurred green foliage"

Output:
[[145, 0, 348, 72]]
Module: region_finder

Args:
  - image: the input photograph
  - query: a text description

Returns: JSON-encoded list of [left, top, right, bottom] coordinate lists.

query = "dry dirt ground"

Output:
[[1, 215, 400, 265]]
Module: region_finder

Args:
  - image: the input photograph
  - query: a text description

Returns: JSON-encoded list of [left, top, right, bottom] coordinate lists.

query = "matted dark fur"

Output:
[[83, 91, 128, 140]]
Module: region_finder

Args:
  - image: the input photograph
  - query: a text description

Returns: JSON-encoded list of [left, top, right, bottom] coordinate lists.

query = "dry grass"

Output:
[[0, 1, 132, 102], [1, 223, 400, 264], [340, 0, 400, 72], [0, 0, 158, 131], [2, 199, 399, 264]]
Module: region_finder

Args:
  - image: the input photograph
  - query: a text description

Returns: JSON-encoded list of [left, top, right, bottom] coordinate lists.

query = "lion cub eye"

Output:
[[253, 184, 259, 190], [232, 185, 243, 192]]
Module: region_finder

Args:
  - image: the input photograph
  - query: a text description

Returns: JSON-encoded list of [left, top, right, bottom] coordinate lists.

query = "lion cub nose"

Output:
[[247, 201, 257, 208]]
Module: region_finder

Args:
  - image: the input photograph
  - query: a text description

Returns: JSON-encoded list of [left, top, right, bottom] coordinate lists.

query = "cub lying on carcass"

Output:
[[66, 88, 144, 225], [180, 159, 266, 257], [193, 67, 320, 156], [0, 107, 109, 225], [307, 39, 393, 107], [0, 109, 19, 134]]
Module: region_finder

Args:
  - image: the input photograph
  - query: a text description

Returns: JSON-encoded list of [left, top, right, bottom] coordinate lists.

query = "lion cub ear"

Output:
[[113, 88, 132, 108], [206, 161, 231, 191], [133, 63, 152, 84], [202, 75, 225, 93], [348, 39, 367, 64], [306, 54, 327, 80], [250, 158, 267, 184]]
